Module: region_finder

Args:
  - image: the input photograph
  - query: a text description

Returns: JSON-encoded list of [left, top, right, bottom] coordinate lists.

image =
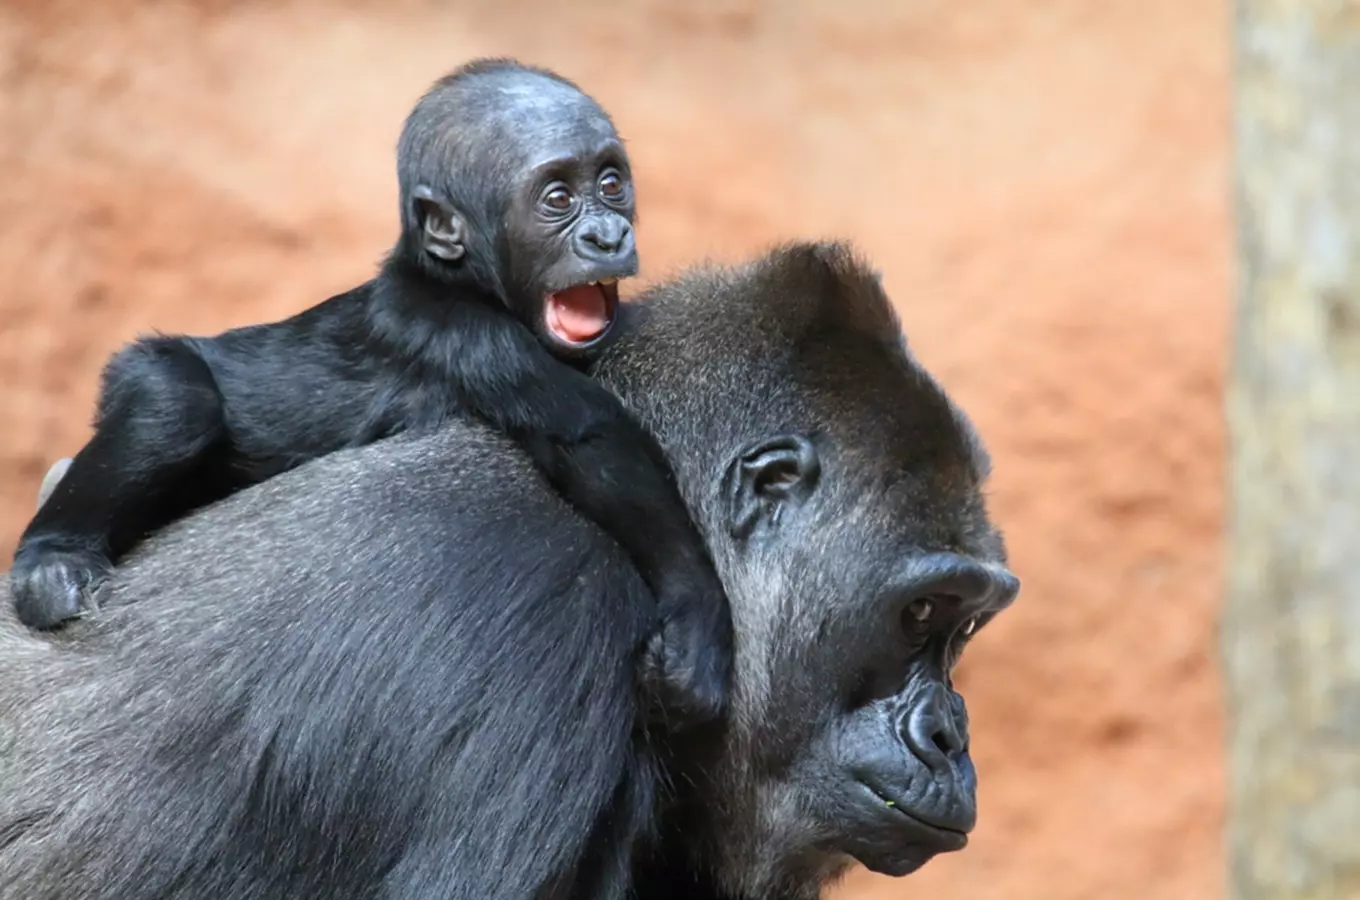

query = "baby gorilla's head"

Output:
[[396, 58, 639, 362]]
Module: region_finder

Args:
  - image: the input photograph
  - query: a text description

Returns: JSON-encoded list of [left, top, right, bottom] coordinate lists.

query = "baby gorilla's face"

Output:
[[502, 108, 638, 361]]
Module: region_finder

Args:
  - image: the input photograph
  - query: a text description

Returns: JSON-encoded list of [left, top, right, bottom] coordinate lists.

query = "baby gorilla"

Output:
[[9, 58, 731, 727]]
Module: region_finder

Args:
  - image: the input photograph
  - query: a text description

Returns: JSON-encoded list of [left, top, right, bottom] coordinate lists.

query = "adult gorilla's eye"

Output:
[[960, 615, 979, 637], [904, 598, 934, 624], [542, 185, 573, 212], [599, 170, 626, 200]]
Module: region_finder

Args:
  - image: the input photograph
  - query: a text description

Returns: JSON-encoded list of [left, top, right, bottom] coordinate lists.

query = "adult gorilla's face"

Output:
[[713, 483, 1018, 885], [601, 244, 1020, 896]]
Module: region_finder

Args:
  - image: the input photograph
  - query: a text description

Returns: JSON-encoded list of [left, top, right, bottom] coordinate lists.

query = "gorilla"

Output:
[[11, 58, 729, 733], [0, 241, 1020, 900]]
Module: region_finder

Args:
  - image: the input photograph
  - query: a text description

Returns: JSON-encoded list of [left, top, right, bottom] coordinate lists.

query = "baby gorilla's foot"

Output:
[[10, 541, 111, 630], [36, 458, 73, 510]]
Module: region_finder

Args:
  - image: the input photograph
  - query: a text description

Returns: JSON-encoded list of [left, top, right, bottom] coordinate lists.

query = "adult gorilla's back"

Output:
[[0, 243, 1019, 900], [1, 418, 652, 898]]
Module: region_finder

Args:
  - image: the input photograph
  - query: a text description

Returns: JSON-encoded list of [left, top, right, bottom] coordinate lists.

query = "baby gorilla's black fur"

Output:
[[9, 58, 731, 727]]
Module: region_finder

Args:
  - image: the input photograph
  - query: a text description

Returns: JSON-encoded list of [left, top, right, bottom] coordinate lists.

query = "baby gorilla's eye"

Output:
[[599, 171, 626, 200], [904, 598, 934, 624], [543, 186, 573, 212], [960, 615, 979, 637]]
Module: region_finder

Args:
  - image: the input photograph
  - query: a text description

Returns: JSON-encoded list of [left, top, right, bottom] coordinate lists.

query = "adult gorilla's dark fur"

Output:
[[0, 242, 1020, 900]]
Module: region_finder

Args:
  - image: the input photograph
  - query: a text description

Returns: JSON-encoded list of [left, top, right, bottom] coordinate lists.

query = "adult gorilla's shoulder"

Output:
[[0, 241, 1020, 900]]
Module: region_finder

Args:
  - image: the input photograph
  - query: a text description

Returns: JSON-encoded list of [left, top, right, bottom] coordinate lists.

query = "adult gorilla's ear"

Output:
[[725, 434, 821, 540], [411, 184, 466, 262]]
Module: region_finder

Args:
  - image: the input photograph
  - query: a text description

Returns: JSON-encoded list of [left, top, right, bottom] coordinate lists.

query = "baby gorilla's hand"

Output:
[[640, 570, 733, 731], [10, 540, 110, 630]]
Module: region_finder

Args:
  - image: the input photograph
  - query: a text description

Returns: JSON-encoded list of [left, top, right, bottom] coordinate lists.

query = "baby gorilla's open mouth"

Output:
[[545, 279, 621, 347]]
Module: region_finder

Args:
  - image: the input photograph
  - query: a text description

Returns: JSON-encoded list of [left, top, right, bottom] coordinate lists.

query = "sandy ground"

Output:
[[0, 1, 1231, 898]]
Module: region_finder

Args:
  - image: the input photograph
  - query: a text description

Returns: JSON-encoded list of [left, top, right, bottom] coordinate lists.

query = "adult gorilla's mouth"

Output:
[[544, 279, 622, 347], [856, 780, 970, 849]]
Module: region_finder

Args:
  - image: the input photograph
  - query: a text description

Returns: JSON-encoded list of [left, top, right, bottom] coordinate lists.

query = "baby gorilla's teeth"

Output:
[[597, 278, 618, 285]]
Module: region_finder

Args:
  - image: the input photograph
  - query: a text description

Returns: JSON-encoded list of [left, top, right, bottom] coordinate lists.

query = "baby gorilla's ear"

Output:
[[411, 185, 467, 262]]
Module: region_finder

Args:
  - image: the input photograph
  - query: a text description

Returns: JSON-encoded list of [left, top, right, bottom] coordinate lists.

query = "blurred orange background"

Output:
[[0, 2, 1230, 898]]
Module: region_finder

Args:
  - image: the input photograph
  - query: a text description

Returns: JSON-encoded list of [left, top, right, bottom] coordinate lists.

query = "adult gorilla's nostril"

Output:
[[937, 717, 968, 755], [902, 685, 968, 771]]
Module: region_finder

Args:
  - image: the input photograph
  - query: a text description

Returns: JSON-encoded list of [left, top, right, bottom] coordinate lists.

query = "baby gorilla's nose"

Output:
[[575, 214, 633, 261]]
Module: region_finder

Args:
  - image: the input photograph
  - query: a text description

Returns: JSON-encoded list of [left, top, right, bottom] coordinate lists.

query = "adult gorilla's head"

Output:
[[600, 243, 1018, 897], [0, 242, 1017, 900]]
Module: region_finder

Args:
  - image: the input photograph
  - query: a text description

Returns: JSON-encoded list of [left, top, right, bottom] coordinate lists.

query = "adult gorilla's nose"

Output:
[[900, 682, 969, 773]]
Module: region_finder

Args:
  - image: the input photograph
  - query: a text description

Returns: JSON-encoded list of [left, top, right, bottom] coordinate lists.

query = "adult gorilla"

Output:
[[0, 242, 1019, 900]]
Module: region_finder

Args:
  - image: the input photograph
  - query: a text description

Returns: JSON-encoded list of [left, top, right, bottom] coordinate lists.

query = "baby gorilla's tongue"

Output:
[[547, 284, 611, 344]]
